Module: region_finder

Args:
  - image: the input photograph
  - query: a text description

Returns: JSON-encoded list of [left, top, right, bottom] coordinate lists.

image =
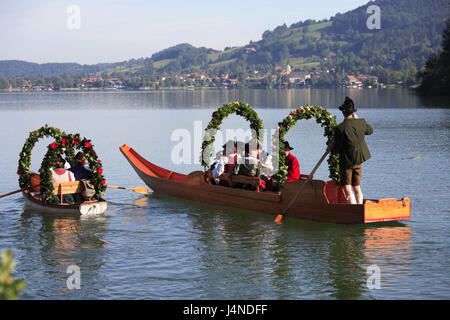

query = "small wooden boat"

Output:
[[120, 144, 411, 224], [22, 181, 108, 216]]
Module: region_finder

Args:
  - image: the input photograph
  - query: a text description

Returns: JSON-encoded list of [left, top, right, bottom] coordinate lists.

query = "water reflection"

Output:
[[1, 88, 446, 111], [326, 226, 367, 300], [182, 200, 413, 299], [17, 209, 108, 298], [363, 226, 413, 292]]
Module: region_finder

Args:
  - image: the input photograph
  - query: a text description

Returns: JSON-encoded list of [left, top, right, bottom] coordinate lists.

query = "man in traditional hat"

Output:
[[284, 141, 300, 182], [331, 97, 373, 204], [69, 152, 92, 181]]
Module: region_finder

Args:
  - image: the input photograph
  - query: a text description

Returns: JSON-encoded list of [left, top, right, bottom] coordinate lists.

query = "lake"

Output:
[[0, 88, 448, 299]]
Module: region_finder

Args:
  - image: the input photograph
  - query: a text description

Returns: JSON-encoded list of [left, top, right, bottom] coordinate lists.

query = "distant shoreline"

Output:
[[0, 86, 414, 93]]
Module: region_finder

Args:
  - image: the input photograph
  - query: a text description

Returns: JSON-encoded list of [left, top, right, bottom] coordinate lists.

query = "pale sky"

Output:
[[0, 0, 369, 64]]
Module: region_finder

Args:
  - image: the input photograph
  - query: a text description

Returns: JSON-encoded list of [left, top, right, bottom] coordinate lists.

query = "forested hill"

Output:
[[0, 0, 449, 84]]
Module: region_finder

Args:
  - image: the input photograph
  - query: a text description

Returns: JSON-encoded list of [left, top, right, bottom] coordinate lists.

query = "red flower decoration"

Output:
[[51, 142, 58, 149], [61, 139, 67, 146], [73, 138, 79, 144], [101, 180, 106, 185], [98, 168, 103, 174], [83, 159, 86, 164], [17, 170, 22, 175], [85, 142, 91, 148]]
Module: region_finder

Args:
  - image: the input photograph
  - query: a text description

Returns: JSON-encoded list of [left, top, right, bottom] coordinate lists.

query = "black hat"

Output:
[[74, 152, 84, 162], [339, 96, 357, 113], [284, 141, 294, 150]]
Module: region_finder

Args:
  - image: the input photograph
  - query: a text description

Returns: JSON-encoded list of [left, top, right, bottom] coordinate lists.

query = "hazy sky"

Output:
[[0, 0, 369, 64]]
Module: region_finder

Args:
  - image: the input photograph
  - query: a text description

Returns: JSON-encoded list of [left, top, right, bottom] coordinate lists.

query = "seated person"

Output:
[[69, 152, 92, 181], [260, 150, 273, 176], [63, 158, 71, 169], [211, 140, 236, 184], [51, 163, 76, 203], [232, 139, 265, 191], [284, 141, 300, 182]]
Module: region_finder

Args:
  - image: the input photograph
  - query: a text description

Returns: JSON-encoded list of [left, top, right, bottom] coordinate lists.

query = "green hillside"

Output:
[[0, 0, 448, 88]]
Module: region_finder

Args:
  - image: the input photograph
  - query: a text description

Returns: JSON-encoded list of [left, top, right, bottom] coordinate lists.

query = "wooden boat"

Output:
[[22, 181, 108, 216], [120, 144, 411, 224]]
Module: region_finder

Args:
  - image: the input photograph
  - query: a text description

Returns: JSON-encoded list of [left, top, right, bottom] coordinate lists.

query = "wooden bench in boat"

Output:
[[218, 174, 262, 192], [52, 181, 83, 204], [203, 169, 263, 191], [230, 175, 261, 191]]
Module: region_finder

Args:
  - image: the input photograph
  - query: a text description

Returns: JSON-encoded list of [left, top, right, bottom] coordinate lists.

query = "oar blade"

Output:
[[274, 214, 284, 224], [133, 187, 149, 195]]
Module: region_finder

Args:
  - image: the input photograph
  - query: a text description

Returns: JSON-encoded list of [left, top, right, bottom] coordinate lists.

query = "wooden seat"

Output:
[[52, 181, 83, 204], [224, 174, 261, 192]]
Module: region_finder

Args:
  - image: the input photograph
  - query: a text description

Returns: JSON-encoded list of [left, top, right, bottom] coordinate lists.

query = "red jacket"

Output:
[[285, 152, 300, 182]]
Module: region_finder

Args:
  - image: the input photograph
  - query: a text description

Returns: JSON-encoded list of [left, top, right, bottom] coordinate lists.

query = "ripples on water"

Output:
[[0, 90, 448, 299]]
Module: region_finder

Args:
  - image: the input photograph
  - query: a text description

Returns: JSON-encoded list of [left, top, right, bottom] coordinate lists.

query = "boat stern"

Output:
[[364, 197, 411, 223]]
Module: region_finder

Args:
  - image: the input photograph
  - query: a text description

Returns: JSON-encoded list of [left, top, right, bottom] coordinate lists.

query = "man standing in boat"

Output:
[[331, 97, 373, 204]]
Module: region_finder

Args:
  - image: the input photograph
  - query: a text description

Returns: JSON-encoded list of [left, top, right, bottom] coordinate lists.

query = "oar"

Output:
[[0, 184, 40, 199], [274, 146, 331, 224], [106, 185, 149, 195]]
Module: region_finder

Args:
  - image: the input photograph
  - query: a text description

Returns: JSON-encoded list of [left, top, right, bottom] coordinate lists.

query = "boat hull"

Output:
[[22, 191, 108, 216], [120, 144, 410, 224]]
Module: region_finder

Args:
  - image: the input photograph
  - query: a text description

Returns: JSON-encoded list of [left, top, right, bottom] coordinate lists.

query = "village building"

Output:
[[345, 75, 363, 88]]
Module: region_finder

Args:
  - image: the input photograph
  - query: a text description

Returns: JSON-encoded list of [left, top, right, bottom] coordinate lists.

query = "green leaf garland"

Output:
[[18, 125, 106, 204], [272, 106, 340, 186], [201, 101, 264, 168]]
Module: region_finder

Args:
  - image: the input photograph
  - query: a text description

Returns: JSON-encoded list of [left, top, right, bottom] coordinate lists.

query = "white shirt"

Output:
[[212, 156, 230, 178], [261, 153, 273, 176], [51, 168, 75, 183]]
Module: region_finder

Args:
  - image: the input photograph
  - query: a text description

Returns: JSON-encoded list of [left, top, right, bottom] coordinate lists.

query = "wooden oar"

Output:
[[274, 146, 331, 224], [106, 185, 149, 195], [0, 184, 40, 199]]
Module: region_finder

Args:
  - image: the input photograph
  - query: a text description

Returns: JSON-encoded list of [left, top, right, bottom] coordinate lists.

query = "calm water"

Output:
[[0, 89, 448, 300]]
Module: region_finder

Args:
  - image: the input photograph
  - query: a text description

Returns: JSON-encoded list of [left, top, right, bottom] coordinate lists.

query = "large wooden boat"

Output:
[[22, 181, 108, 216], [120, 144, 411, 224]]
